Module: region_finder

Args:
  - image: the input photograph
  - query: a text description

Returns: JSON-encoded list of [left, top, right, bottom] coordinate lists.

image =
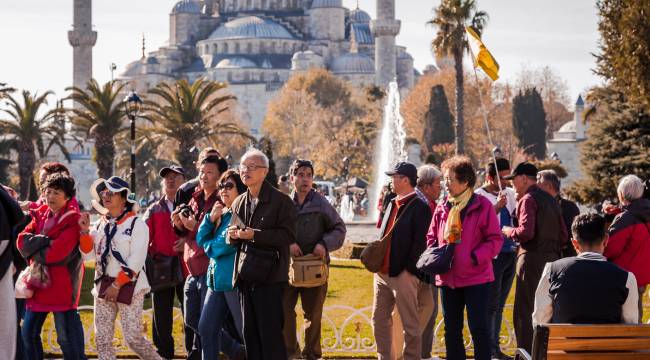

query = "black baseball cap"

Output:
[[159, 165, 185, 178], [503, 162, 538, 180], [385, 162, 418, 183]]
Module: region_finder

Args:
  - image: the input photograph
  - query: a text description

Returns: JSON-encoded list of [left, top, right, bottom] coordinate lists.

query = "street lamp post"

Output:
[[123, 91, 142, 195]]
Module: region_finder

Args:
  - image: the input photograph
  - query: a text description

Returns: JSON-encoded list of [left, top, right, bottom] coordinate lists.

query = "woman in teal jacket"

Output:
[[197, 170, 247, 359]]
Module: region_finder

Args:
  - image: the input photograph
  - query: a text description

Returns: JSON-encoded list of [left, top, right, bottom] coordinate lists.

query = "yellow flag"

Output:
[[466, 26, 499, 81]]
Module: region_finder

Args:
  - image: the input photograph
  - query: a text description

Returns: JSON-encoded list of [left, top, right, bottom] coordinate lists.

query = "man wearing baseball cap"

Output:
[[501, 162, 567, 354], [143, 165, 188, 358], [372, 162, 433, 360]]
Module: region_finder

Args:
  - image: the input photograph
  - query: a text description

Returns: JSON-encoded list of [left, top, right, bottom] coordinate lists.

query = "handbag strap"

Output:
[[379, 196, 417, 244]]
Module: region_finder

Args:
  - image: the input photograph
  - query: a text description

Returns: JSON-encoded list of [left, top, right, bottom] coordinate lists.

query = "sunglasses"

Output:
[[218, 182, 235, 190], [99, 189, 119, 198]]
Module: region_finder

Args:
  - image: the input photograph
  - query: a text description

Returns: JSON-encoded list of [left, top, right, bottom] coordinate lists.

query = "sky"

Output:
[[0, 0, 602, 109]]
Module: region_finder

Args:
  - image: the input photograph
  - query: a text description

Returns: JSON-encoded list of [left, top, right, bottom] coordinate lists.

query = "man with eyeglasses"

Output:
[[228, 149, 297, 359], [474, 158, 517, 360], [283, 159, 346, 360]]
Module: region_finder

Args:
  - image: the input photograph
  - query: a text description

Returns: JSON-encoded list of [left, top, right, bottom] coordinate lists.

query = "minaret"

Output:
[[370, 0, 400, 88], [575, 95, 585, 139], [68, 0, 97, 91]]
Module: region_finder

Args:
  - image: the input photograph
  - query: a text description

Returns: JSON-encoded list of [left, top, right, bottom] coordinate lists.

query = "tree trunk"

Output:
[[177, 135, 197, 180], [17, 142, 36, 201], [94, 134, 116, 179], [453, 47, 465, 155]]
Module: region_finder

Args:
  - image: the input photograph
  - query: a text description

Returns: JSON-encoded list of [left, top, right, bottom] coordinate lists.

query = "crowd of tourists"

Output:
[[0, 149, 648, 360]]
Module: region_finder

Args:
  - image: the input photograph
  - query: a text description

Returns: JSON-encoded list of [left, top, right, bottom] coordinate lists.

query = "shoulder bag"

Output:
[[289, 253, 328, 288]]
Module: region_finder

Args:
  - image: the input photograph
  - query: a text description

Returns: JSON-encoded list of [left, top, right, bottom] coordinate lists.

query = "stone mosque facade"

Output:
[[119, 0, 415, 137]]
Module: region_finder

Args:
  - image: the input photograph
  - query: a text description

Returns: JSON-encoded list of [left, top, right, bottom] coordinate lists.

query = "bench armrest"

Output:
[[515, 348, 532, 360]]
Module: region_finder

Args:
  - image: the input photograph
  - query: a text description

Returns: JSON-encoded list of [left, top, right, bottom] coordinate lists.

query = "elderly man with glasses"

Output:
[[228, 149, 297, 359]]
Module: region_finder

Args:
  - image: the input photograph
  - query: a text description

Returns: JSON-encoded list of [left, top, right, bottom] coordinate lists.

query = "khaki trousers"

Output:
[[391, 281, 436, 360], [372, 271, 422, 360], [283, 282, 328, 360]]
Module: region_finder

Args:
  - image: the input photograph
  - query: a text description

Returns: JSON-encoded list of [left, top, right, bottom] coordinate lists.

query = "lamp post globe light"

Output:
[[123, 91, 142, 194]]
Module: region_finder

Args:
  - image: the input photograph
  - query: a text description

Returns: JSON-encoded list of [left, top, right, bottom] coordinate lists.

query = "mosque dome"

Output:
[[330, 52, 374, 74], [349, 8, 371, 23], [145, 56, 159, 65], [311, 0, 343, 8], [557, 120, 576, 133], [209, 16, 296, 40], [292, 50, 316, 61], [171, 0, 201, 14], [215, 56, 258, 69]]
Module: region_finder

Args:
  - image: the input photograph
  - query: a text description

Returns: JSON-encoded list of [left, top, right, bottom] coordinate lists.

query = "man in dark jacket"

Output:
[[0, 185, 25, 359], [228, 149, 297, 359], [502, 162, 567, 354], [283, 159, 346, 360], [537, 169, 581, 258], [533, 213, 638, 326], [372, 162, 433, 360]]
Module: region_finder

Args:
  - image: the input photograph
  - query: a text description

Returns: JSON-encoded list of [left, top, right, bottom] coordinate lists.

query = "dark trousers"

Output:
[[22, 309, 86, 360], [239, 281, 287, 360], [16, 299, 25, 360], [152, 282, 188, 359], [421, 285, 439, 358], [441, 283, 491, 360], [514, 252, 559, 353], [283, 283, 328, 359], [488, 251, 516, 354], [184, 274, 208, 360]]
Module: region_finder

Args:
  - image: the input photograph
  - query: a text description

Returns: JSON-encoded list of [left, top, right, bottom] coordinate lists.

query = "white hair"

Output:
[[417, 164, 442, 186], [241, 148, 269, 168], [617, 175, 645, 203]]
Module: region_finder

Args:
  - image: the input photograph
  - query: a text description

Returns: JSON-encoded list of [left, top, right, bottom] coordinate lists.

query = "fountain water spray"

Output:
[[370, 81, 408, 220]]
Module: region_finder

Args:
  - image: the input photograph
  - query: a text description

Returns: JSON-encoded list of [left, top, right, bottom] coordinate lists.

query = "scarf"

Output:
[[444, 188, 472, 244]]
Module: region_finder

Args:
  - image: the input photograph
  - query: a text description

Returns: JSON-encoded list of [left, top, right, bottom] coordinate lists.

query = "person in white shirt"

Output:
[[533, 213, 638, 327]]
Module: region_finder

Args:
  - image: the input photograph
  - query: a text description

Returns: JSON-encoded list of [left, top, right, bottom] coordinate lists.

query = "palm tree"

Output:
[[0, 91, 70, 199], [66, 79, 128, 179], [428, 0, 488, 154], [0, 82, 15, 99], [145, 78, 251, 178]]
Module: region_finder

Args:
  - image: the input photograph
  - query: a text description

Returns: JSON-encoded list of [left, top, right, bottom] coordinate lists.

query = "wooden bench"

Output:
[[514, 324, 650, 360]]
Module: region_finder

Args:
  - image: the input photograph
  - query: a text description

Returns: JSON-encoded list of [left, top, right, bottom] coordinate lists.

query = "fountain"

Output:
[[336, 81, 409, 256]]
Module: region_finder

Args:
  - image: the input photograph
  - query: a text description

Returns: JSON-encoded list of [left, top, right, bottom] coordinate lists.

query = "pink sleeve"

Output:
[[426, 211, 440, 248], [509, 195, 537, 243]]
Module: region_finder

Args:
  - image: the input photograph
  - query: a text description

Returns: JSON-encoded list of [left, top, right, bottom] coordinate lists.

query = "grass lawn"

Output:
[[40, 259, 648, 358]]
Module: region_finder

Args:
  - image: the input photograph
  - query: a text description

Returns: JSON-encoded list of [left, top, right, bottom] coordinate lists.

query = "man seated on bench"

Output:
[[533, 213, 639, 326]]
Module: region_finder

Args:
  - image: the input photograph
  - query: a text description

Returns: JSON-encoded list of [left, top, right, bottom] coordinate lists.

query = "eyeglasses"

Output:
[[218, 182, 235, 190], [99, 190, 118, 198], [239, 164, 267, 172]]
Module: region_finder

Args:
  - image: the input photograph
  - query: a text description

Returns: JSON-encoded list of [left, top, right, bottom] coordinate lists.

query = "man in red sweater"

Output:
[[144, 165, 186, 359]]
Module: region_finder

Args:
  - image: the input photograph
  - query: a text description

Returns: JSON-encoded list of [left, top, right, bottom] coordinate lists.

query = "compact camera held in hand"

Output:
[[177, 204, 194, 218]]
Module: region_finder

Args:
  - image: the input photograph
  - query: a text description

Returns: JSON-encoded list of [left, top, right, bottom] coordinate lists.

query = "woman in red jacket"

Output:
[[17, 173, 86, 360], [604, 174, 650, 322]]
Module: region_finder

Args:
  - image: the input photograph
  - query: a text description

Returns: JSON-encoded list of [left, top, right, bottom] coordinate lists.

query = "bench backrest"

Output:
[[531, 324, 650, 360]]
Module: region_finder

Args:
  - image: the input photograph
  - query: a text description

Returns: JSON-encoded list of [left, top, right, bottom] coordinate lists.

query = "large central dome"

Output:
[[209, 16, 296, 40]]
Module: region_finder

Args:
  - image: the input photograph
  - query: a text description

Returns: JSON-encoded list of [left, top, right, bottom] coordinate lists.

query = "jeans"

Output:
[[488, 251, 516, 354], [441, 283, 491, 360], [184, 274, 208, 360], [22, 309, 86, 360], [16, 299, 25, 360], [198, 289, 243, 359]]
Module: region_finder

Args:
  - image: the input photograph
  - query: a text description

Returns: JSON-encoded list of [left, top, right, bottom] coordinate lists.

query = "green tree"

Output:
[[595, 0, 650, 111], [258, 136, 278, 186], [566, 88, 650, 204], [423, 84, 454, 153], [428, 0, 488, 154], [145, 79, 250, 179], [512, 88, 547, 159], [0, 91, 69, 199], [66, 79, 128, 179]]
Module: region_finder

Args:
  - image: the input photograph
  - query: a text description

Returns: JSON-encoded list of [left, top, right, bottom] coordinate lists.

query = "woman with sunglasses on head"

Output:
[[78, 176, 161, 360], [196, 170, 247, 359]]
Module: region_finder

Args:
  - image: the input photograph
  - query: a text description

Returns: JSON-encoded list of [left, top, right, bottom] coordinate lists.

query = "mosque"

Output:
[[118, 0, 415, 137]]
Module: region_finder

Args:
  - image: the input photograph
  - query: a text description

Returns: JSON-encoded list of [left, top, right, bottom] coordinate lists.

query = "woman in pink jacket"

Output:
[[426, 156, 503, 360]]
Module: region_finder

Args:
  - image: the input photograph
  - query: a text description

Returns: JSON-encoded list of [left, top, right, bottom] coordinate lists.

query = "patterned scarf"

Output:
[[444, 188, 473, 244]]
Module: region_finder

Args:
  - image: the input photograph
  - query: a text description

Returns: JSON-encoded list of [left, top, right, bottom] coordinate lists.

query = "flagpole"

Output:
[[466, 34, 503, 192]]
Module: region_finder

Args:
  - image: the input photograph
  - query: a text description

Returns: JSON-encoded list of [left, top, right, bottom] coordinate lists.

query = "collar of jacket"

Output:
[[32, 198, 81, 235], [192, 186, 218, 203], [292, 188, 315, 207], [246, 180, 273, 205]]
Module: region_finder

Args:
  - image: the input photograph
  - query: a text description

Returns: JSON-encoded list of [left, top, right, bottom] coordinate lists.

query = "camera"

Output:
[[177, 204, 194, 218]]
